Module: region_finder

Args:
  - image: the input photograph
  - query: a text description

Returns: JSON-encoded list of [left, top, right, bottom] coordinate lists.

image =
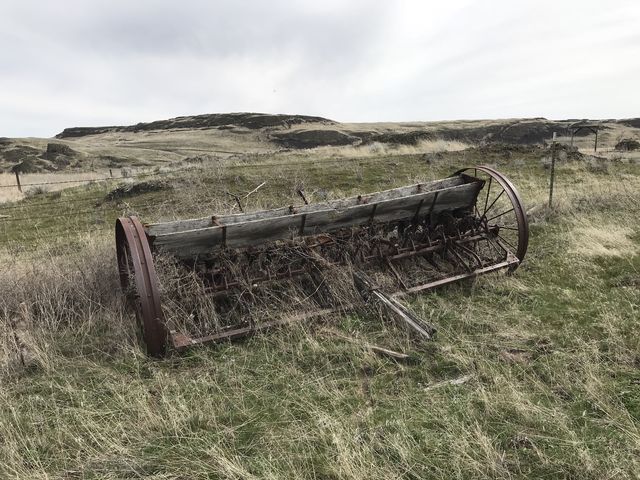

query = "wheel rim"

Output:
[[115, 216, 168, 356], [455, 165, 529, 266]]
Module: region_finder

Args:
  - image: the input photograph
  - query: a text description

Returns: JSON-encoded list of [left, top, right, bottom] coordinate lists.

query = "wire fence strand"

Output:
[[0, 194, 111, 210]]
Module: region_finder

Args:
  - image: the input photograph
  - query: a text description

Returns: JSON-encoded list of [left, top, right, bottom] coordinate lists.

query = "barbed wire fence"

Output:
[[0, 165, 188, 247], [1, 148, 637, 250], [0, 157, 361, 247]]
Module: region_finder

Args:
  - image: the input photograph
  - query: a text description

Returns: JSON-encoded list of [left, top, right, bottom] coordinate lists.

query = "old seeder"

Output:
[[116, 165, 528, 356]]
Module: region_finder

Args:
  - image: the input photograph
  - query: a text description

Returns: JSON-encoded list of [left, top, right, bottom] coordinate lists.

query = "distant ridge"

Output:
[[56, 112, 336, 138]]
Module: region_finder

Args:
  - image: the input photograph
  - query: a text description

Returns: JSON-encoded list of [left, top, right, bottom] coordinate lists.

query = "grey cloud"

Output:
[[1, 0, 639, 137], [6, 1, 388, 61]]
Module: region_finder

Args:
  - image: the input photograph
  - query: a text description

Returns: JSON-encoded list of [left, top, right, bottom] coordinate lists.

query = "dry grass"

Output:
[[570, 224, 638, 258], [0, 237, 131, 374], [0, 148, 639, 478], [0, 171, 118, 204], [314, 139, 471, 158]]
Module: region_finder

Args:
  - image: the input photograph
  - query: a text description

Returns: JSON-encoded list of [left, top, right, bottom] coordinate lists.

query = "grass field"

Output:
[[0, 145, 639, 478]]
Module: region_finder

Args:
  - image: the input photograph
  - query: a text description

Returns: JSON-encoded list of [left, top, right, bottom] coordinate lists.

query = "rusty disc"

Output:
[[455, 165, 529, 267], [115, 216, 168, 356]]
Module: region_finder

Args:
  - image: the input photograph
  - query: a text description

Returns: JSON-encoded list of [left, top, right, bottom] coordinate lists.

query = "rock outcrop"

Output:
[[56, 113, 336, 138], [270, 129, 359, 148], [617, 118, 640, 129]]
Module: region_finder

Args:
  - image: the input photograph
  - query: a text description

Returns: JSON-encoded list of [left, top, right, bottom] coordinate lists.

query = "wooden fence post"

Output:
[[14, 170, 22, 192], [548, 132, 557, 208]]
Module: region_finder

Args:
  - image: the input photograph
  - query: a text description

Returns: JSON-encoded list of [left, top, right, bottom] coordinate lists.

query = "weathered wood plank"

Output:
[[153, 180, 483, 257], [147, 176, 468, 236], [152, 227, 225, 254], [226, 213, 309, 246], [353, 270, 436, 339]]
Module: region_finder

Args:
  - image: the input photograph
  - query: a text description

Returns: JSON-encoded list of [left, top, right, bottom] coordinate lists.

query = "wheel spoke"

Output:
[[485, 236, 506, 257], [483, 176, 492, 215], [487, 207, 514, 223], [483, 189, 505, 217], [497, 235, 517, 252], [462, 166, 529, 265]]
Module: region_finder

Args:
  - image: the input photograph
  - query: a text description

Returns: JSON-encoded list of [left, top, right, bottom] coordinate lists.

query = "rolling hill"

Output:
[[2, 113, 640, 174]]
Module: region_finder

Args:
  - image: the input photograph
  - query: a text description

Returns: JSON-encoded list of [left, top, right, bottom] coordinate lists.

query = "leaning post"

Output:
[[14, 170, 22, 193]]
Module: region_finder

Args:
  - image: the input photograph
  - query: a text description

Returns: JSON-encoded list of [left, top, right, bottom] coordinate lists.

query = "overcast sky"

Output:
[[2, 0, 639, 137]]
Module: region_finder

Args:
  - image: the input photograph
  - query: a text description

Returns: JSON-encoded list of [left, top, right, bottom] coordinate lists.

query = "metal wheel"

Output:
[[456, 165, 529, 267], [115, 216, 168, 356]]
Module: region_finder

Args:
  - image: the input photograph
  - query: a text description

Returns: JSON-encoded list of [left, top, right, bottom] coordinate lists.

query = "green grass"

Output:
[[0, 146, 553, 246], [1, 147, 639, 479], [1, 152, 450, 246]]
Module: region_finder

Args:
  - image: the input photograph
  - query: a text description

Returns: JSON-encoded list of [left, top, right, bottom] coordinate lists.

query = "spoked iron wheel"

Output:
[[115, 216, 168, 356], [456, 165, 529, 268]]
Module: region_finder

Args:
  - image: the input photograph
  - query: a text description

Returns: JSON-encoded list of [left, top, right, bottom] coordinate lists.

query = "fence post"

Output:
[[548, 132, 556, 208], [14, 170, 22, 193]]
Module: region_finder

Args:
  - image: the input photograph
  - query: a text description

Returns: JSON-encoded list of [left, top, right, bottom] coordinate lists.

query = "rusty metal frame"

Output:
[[116, 165, 530, 356]]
